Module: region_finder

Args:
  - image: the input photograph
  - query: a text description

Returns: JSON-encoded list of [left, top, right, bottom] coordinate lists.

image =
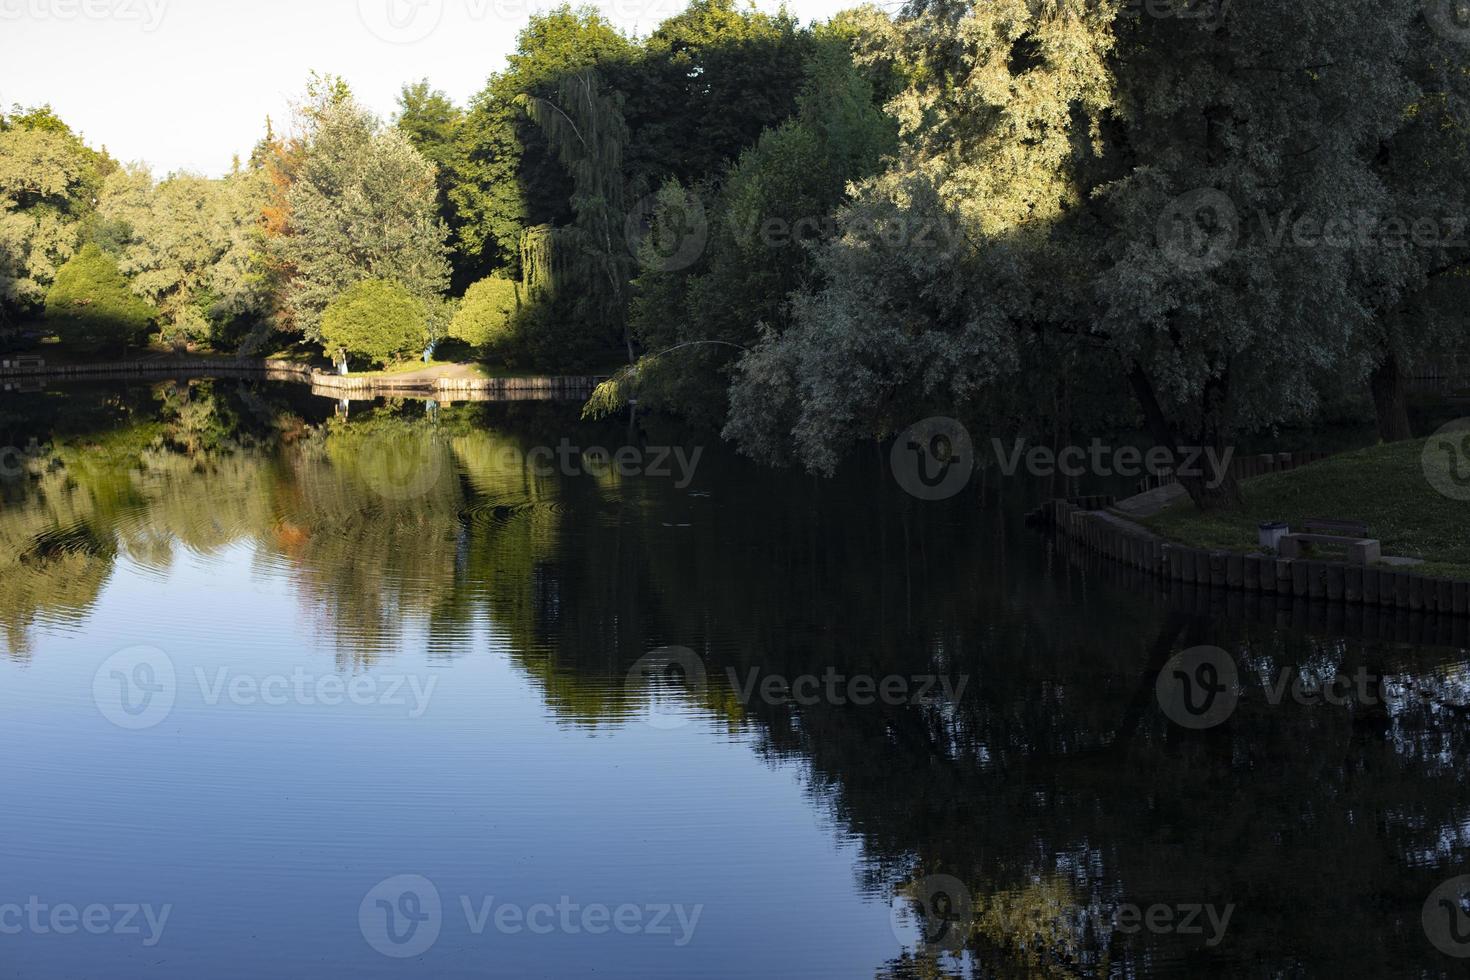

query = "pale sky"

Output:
[[1, 0, 856, 177]]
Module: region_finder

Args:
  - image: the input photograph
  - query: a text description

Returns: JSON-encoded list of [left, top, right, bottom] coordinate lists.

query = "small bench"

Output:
[[1301, 518, 1369, 538], [1279, 518, 1380, 564]]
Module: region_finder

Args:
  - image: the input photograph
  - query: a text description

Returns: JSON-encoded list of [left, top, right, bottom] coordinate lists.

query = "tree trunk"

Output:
[[1176, 468, 1242, 511], [1369, 351, 1412, 443], [1126, 360, 1242, 511]]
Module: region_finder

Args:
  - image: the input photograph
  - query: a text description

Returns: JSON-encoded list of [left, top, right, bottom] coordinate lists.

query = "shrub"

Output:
[[449, 274, 520, 350], [44, 244, 155, 351], [319, 279, 428, 368]]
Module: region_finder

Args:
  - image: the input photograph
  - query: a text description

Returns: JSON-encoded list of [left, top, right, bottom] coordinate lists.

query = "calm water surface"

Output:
[[1, 379, 1467, 978]]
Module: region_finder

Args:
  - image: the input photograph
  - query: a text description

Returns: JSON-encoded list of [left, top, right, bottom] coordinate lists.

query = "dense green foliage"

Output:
[[451, 6, 636, 280], [8, 1, 1470, 513], [718, 0, 1470, 508], [1, 4, 860, 369], [98, 165, 272, 348], [449, 274, 520, 350], [394, 80, 477, 292], [319, 279, 428, 367], [627, 42, 898, 425], [276, 96, 450, 343], [44, 243, 155, 349], [0, 108, 111, 324]]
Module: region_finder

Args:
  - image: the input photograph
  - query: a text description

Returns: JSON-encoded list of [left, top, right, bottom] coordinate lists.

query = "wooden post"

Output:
[[1243, 556, 1261, 592], [1307, 561, 1326, 600], [1292, 560, 1310, 597], [1226, 554, 1244, 590], [1210, 551, 1228, 589], [1378, 571, 1397, 607], [1325, 564, 1345, 602], [1362, 568, 1379, 605]]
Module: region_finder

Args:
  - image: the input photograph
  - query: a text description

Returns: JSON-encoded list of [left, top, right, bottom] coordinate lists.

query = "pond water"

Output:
[[1, 379, 1467, 978]]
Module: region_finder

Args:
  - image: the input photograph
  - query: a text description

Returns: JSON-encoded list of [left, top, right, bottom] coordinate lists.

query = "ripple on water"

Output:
[[461, 498, 570, 529], [20, 521, 111, 563]]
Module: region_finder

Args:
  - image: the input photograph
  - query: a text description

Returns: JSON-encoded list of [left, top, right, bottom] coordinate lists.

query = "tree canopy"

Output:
[[320, 278, 429, 367], [6, 1, 1468, 513], [275, 95, 450, 343], [44, 242, 155, 350]]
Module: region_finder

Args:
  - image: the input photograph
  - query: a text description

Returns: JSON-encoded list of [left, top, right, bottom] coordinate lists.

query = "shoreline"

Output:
[[1040, 488, 1470, 618], [0, 356, 607, 402], [1056, 527, 1470, 646]]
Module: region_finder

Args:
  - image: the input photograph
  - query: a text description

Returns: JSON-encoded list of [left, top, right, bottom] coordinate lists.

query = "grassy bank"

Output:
[[1141, 437, 1470, 580], [341, 361, 607, 381]]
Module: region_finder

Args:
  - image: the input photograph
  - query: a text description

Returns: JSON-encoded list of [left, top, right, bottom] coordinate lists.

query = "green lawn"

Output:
[[1141, 436, 1470, 580], [342, 360, 547, 379], [343, 358, 456, 378]]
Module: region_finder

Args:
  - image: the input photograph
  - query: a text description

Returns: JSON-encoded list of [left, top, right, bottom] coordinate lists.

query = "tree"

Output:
[[319, 279, 427, 367], [726, 0, 1452, 509], [451, 6, 636, 278], [1350, 17, 1470, 441], [249, 77, 351, 338], [623, 41, 897, 426], [0, 104, 78, 135], [520, 69, 637, 360], [395, 80, 473, 290], [44, 243, 155, 350], [277, 95, 450, 342], [0, 114, 106, 322], [449, 274, 520, 350], [99, 166, 272, 348], [208, 166, 276, 346], [628, 0, 813, 187]]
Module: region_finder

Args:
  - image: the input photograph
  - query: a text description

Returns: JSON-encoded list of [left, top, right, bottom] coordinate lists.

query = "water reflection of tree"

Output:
[[471, 447, 1470, 976], [265, 414, 469, 663], [2, 385, 1468, 976]]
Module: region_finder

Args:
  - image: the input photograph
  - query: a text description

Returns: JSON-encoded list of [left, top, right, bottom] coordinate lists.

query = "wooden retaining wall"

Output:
[[1057, 533, 1470, 647], [1050, 499, 1470, 618], [0, 357, 314, 382], [308, 372, 604, 398], [0, 359, 604, 401], [1026, 495, 1116, 527]]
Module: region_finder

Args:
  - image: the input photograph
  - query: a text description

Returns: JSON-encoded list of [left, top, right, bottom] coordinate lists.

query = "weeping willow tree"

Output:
[[519, 71, 638, 362], [518, 224, 560, 301]]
